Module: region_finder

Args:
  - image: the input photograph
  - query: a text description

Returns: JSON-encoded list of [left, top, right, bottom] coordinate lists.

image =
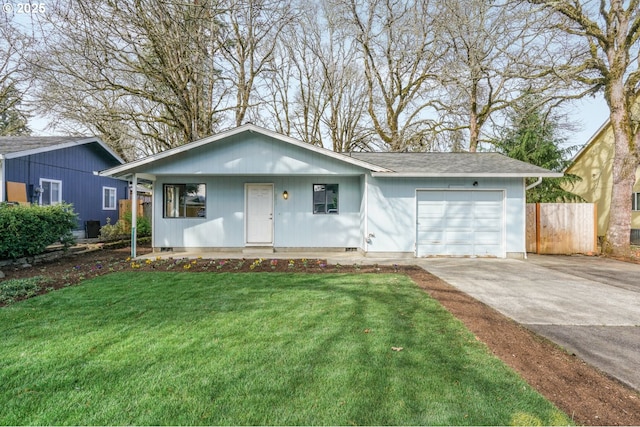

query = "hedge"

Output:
[[0, 203, 78, 259]]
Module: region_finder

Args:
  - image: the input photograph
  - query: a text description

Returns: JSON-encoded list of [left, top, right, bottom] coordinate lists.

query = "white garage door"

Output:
[[416, 190, 504, 257]]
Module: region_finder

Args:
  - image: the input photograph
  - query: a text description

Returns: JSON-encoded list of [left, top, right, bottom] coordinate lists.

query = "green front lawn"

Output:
[[0, 272, 570, 425]]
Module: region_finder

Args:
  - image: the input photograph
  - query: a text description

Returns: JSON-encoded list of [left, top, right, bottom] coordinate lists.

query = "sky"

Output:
[[12, 3, 613, 155], [27, 95, 611, 154]]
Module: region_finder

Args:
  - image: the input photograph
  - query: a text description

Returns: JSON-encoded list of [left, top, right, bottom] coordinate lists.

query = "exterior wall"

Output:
[[4, 143, 126, 231], [145, 134, 366, 176], [365, 176, 526, 256], [566, 126, 640, 236], [152, 175, 364, 249]]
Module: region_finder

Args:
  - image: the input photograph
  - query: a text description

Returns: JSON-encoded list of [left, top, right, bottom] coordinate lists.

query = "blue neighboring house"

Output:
[[0, 136, 127, 238]]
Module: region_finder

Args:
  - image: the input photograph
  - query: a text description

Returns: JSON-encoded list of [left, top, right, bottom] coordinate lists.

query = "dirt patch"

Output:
[[2, 245, 639, 425]]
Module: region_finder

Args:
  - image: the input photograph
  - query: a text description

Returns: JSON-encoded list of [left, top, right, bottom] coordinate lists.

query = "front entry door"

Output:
[[245, 184, 274, 245]]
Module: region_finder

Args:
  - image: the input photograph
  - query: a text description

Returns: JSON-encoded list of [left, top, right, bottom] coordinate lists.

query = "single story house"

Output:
[[565, 119, 640, 243], [0, 136, 127, 237], [100, 124, 561, 258]]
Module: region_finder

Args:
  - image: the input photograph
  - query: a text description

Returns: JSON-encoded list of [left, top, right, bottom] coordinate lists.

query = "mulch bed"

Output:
[[2, 245, 640, 425]]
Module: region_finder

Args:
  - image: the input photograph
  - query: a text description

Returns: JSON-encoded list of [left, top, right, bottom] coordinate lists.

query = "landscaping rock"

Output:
[[0, 270, 4, 279], [21, 263, 32, 269]]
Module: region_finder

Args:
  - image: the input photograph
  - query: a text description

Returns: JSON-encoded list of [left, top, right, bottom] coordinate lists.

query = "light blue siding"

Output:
[[135, 131, 528, 257], [153, 175, 363, 249], [365, 176, 526, 256], [146, 134, 366, 176]]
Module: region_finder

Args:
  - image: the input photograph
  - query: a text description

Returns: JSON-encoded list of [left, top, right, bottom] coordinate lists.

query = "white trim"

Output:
[[363, 173, 369, 252], [102, 186, 117, 210], [99, 124, 391, 178], [414, 188, 506, 258], [0, 157, 4, 202], [131, 174, 138, 258], [39, 178, 62, 206]]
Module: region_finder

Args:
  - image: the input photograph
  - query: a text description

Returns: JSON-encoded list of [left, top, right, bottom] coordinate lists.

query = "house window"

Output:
[[163, 184, 206, 218], [39, 179, 62, 206], [103, 187, 117, 210], [313, 184, 338, 214], [633, 193, 640, 211]]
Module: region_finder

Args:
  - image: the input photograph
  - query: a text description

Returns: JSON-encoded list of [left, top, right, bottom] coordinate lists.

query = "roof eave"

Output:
[[3, 137, 125, 164]]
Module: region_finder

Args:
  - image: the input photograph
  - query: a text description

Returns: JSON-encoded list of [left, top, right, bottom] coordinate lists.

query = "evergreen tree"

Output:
[[493, 95, 582, 203], [0, 84, 30, 136]]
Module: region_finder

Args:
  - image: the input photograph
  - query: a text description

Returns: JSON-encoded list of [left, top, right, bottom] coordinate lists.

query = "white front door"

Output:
[[245, 184, 274, 245]]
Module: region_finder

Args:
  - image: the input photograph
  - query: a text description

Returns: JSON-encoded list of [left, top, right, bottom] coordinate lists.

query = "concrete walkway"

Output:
[[137, 249, 640, 391], [419, 255, 640, 392]]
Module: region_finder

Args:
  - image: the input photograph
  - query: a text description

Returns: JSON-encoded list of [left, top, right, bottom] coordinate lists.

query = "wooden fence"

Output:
[[119, 199, 149, 220], [526, 203, 597, 254]]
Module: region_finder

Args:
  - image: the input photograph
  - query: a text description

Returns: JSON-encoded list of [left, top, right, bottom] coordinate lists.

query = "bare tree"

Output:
[[435, 0, 582, 152], [217, 0, 294, 127], [263, 0, 372, 151], [526, 0, 639, 256], [31, 0, 226, 158], [336, 0, 445, 152], [0, 18, 31, 135]]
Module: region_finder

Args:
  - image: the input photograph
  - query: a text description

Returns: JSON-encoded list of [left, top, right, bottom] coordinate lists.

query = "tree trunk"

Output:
[[602, 79, 635, 256]]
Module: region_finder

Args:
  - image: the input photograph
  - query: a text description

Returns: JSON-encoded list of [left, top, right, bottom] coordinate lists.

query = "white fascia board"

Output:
[[4, 137, 125, 164], [100, 124, 391, 178], [370, 172, 564, 178]]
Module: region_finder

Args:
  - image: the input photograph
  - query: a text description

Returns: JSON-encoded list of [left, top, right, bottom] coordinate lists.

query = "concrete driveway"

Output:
[[418, 255, 640, 392]]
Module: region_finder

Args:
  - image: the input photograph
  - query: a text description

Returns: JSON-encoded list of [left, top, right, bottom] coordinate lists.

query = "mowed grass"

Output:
[[0, 272, 570, 426]]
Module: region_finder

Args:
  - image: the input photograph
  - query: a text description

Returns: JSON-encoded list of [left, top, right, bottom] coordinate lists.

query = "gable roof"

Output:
[[100, 124, 391, 179], [100, 124, 561, 179], [350, 152, 562, 177], [0, 136, 124, 164]]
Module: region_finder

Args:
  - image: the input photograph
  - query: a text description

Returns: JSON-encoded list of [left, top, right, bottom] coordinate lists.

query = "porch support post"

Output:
[[0, 157, 5, 202], [131, 174, 138, 258]]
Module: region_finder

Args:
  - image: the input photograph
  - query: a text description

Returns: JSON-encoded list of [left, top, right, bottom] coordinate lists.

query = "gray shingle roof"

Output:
[[0, 136, 90, 156], [349, 152, 560, 177]]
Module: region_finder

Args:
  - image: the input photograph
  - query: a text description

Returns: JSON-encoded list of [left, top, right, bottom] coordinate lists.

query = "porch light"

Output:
[[282, 190, 289, 200]]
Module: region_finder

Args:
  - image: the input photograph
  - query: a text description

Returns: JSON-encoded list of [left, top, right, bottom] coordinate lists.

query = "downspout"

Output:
[[526, 177, 542, 190]]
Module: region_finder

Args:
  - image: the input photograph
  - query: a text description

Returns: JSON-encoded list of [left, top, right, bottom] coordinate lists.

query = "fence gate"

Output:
[[526, 203, 597, 254]]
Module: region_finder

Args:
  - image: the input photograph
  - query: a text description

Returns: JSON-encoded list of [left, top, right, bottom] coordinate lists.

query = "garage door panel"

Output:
[[416, 190, 504, 257], [446, 230, 473, 241], [474, 191, 502, 201], [473, 218, 501, 228], [445, 217, 472, 228]]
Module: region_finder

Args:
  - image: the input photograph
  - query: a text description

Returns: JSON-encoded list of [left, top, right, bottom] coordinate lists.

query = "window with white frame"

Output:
[[633, 193, 640, 211], [39, 179, 62, 206], [103, 187, 117, 210]]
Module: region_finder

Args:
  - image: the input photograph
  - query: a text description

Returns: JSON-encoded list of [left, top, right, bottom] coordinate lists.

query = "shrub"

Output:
[[0, 204, 78, 259], [99, 215, 150, 242], [123, 210, 151, 237], [98, 217, 128, 241], [0, 276, 52, 304]]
